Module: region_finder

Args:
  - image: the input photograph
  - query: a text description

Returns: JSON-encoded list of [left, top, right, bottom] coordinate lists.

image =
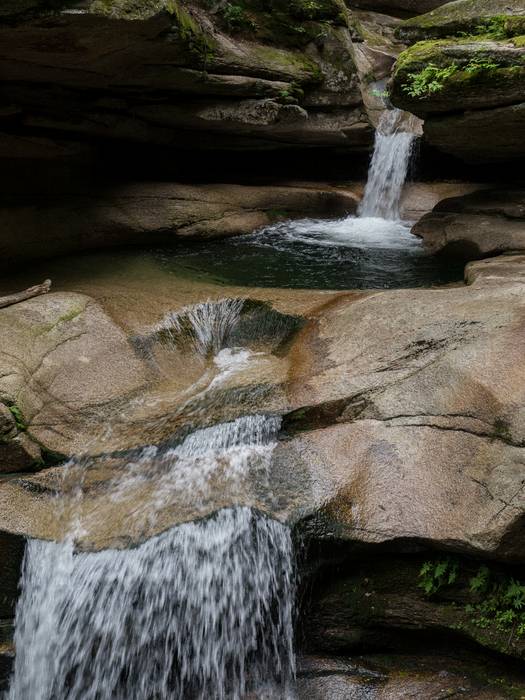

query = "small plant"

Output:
[[220, 3, 257, 32], [419, 558, 459, 595], [467, 568, 525, 642], [402, 62, 458, 98], [475, 16, 508, 40], [403, 57, 504, 99]]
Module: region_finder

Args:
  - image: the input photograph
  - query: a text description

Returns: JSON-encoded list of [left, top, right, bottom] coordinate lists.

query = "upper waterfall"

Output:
[[358, 109, 422, 221]]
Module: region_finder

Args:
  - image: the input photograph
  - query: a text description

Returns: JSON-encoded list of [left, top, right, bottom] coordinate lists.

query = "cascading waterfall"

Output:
[[358, 108, 420, 221], [8, 509, 294, 700], [6, 304, 296, 700]]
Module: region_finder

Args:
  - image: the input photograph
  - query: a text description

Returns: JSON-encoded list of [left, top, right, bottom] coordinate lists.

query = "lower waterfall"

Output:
[[7, 508, 294, 700]]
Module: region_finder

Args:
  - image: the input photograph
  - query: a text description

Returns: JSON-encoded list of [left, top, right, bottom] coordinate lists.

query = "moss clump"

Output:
[[7, 404, 26, 432], [168, 0, 216, 61]]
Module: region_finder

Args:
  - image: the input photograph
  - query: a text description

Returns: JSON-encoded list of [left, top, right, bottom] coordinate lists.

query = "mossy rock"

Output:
[[89, 0, 168, 19], [396, 0, 525, 42], [390, 37, 525, 116]]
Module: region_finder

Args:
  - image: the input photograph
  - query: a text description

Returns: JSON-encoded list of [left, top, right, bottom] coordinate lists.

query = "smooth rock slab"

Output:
[[412, 188, 525, 258]]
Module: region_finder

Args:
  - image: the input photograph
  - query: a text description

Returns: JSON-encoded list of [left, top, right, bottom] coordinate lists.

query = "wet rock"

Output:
[[0, 183, 358, 266], [412, 188, 525, 258], [295, 653, 525, 698]]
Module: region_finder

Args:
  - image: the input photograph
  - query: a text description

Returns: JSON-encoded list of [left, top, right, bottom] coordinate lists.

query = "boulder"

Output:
[[397, 0, 525, 42], [0, 183, 358, 266], [412, 188, 525, 258], [423, 101, 525, 163], [390, 39, 525, 117], [346, 0, 448, 16], [390, 36, 525, 162], [280, 269, 525, 561], [1, 259, 525, 562], [0, 292, 148, 460]]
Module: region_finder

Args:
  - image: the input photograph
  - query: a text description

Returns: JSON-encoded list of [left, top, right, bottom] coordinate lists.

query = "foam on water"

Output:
[[259, 215, 420, 252]]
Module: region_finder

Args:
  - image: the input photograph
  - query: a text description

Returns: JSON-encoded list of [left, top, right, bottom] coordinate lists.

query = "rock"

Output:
[[424, 101, 525, 163], [390, 39, 525, 117], [412, 188, 525, 258], [0, 183, 358, 265], [295, 654, 521, 699], [399, 181, 491, 220], [397, 0, 525, 42], [0, 3, 376, 154], [466, 253, 525, 286], [304, 554, 525, 661], [346, 0, 448, 15], [2, 258, 525, 561], [390, 36, 525, 162], [0, 434, 42, 474], [280, 269, 525, 561], [0, 292, 148, 460]]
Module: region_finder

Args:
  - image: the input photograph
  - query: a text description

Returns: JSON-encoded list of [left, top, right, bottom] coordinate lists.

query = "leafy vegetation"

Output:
[[402, 57, 503, 98], [419, 559, 525, 643], [167, 0, 216, 61], [219, 3, 257, 32], [418, 558, 459, 595], [402, 62, 459, 98]]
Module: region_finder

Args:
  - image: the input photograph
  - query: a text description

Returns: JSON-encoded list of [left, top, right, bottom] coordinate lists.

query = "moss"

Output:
[[167, 0, 216, 61], [511, 34, 525, 47], [248, 43, 322, 81], [7, 404, 26, 432]]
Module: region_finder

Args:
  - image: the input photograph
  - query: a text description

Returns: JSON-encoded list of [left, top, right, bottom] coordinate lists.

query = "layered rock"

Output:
[[0, 183, 358, 265], [413, 188, 525, 258], [389, 0, 525, 162], [0, 1, 375, 154]]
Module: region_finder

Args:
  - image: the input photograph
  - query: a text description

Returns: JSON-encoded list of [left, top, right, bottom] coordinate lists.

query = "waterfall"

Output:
[[154, 298, 245, 356], [6, 301, 296, 700], [7, 509, 294, 700], [358, 109, 420, 221]]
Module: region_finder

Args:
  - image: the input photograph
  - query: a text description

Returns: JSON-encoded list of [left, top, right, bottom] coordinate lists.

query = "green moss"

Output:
[[167, 0, 216, 61], [8, 404, 26, 432]]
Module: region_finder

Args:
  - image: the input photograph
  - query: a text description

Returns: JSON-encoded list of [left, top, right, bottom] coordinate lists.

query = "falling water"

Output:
[[6, 302, 296, 700], [7, 509, 294, 700], [154, 298, 245, 355], [358, 109, 421, 221]]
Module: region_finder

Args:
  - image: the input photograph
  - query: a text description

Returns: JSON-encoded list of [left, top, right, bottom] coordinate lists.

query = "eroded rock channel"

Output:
[[1, 0, 525, 698]]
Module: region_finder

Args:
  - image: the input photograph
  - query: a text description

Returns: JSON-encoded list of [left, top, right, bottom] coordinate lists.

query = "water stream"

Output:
[[6, 109, 437, 700]]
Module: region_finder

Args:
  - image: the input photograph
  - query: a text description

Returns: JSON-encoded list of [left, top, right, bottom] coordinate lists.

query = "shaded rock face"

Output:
[[389, 1, 525, 163], [0, 2, 376, 155], [413, 188, 525, 258], [303, 554, 525, 661], [0, 183, 358, 266]]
